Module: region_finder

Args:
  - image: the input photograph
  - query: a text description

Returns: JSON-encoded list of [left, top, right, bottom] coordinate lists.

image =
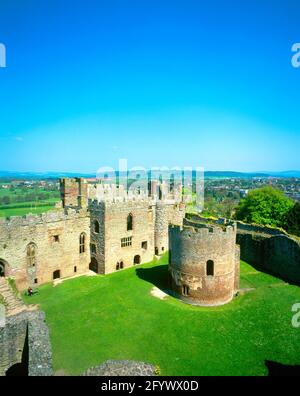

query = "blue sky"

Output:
[[0, 0, 299, 173]]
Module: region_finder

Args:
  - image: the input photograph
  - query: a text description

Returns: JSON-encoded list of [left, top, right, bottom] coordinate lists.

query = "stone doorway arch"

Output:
[[0, 259, 8, 277], [133, 255, 141, 265], [89, 257, 99, 274]]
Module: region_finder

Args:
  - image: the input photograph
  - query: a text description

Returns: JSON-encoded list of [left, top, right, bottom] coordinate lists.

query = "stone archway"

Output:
[[89, 257, 99, 274], [0, 259, 8, 277]]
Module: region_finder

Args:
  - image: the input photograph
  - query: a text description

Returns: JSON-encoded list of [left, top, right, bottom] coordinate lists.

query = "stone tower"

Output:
[[168, 218, 240, 306], [60, 178, 88, 209]]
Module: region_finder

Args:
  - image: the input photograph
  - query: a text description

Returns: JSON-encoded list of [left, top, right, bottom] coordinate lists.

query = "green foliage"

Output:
[[0, 294, 5, 306], [0, 182, 60, 217], [23, 256, 300, 376], [0, 205, 57, 218], [235, 186, 294, 227], [7, 278, 19, 297], [285, 202, 300, 237]]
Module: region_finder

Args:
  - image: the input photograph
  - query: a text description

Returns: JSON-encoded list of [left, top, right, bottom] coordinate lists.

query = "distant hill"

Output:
[[0, 171, 95, 180], [265, 170, 300, 178], [0, 170, 299, 180], [203, 171, 270, 178]]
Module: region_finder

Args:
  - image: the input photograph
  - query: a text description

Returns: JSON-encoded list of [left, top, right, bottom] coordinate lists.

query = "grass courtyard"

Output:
[[23, 254, 300, 376]]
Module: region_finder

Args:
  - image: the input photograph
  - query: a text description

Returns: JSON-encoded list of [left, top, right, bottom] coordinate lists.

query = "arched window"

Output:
[[94, 220, 100, 234], [79, 233, 86, 254], [89, 257, 98, 273], [27, 243, 36, 267], [127, 213, 133, 231], [116, 261, 124, 270], [182, 285, 190, 296], [0, 260, 6, 277], [206, 260, 214, 276]]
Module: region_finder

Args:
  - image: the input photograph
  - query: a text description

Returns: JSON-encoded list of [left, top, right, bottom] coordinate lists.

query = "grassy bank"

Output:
[[23, 254, 300, 376]]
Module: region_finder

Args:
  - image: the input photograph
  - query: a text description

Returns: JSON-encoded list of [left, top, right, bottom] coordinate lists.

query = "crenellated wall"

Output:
[[186, 214, 300, 284], [89, 199, 155, 274]]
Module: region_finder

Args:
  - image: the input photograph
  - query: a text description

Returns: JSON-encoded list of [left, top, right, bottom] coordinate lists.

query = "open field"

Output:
[[23, 254, 300, 376], [0, 199, 59, 217], [0, 205, 58, 217], [0, 183, 60, 217]]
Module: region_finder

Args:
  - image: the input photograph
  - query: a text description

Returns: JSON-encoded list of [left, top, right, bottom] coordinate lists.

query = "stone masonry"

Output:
[[169, 217, 240, 306], [0, 177, 185, 288]]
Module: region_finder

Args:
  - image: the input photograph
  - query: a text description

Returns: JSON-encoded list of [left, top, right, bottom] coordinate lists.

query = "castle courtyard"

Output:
[[23, 253, 300, 376]]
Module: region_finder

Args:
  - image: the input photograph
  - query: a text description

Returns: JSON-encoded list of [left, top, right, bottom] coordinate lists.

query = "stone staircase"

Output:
[[0, 277, 28, 317]]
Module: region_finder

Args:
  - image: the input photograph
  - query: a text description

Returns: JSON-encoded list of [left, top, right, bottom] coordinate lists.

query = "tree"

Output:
[[235, 186, 294, 228], [1, 196, 10, 205], [285, 202, 300, 236]]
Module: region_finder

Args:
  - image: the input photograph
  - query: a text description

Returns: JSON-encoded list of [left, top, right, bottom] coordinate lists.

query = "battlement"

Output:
[[175, 218, 236, 235], [88, 197, 153, 212], [0, 207, 89, 227]]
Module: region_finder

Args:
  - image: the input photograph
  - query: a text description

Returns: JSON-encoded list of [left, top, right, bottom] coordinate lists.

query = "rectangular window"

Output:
[[141, 241, 148, 250], [53, 235, 60, 242], [34, 278, 38, 284], [74, 266, 77, 273], [121, 237, 132, 247]]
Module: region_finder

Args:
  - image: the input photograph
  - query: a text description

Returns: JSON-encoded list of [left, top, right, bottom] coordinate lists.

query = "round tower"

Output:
[[168, 219, 240, 306], [154, 202, 170, 255]]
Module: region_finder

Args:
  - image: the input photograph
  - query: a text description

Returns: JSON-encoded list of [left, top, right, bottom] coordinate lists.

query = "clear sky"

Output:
[[0, 0, 299, 173]]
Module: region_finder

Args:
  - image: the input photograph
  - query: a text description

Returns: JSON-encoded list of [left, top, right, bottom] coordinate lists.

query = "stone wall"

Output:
[[89, 201, 106, 274], [154, 202, 185, 255], [0, 310, 53, 376], [82, 360, 157, 376], [90, 199, 155, 274], [0, 209, 90, 290], [236, 224, 300, 283], [27, 311, 53, 376], [186, 214, 300, 284], [60, 178, 88, 209], [0, 311, 27, 375]]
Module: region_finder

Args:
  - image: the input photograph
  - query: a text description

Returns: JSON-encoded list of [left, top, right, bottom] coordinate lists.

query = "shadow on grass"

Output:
[[265, 360, 300, 376], [243, 259, 300, 287], [135, 264, 169, 290]]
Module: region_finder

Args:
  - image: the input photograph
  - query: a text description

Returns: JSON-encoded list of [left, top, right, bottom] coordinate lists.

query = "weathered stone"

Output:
[[168, 218, 240, 306], [81, 360, 156, 376]]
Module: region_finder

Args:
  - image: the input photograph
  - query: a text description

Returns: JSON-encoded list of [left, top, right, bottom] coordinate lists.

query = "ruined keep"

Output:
[[168, 218, 240, 306], [88, 183, 185, 275]]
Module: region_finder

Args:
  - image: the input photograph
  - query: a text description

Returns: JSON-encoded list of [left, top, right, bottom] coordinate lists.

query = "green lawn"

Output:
[[0, 199, 59, 217], [23, 254, 300, 376]]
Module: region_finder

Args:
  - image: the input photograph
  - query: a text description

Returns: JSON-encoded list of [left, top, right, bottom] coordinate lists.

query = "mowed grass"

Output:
[[0, 205, 57, 217], [23, 254, 300, 376], [0, 199, 59, 217]]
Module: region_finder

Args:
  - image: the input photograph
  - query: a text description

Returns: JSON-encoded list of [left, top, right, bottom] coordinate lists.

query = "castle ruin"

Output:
[[0, 177, 185, 290], [168, 218, 240, 306]]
